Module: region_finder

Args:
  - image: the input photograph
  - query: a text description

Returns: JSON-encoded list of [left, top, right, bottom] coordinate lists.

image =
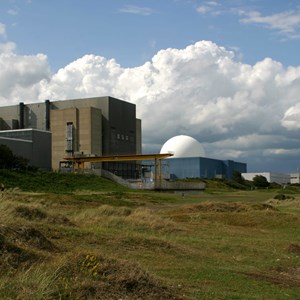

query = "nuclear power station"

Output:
[[0, 96, 246, 181], [0, 96, 141, 177]]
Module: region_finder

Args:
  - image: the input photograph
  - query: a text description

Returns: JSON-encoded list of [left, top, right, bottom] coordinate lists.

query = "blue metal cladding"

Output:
[[222, 160, 247, 179], [167, 157, 247, 179], [199, 157, 225, 178], [168, 157, 200, 179]]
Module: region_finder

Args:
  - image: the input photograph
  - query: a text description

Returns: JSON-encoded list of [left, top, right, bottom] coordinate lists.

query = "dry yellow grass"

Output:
[[1, 188, 300, 299]]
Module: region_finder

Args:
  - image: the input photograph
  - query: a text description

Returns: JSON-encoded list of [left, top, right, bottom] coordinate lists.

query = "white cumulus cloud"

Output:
[[0, 52, 51, 105], [1, 41, 300, 172], [281, 103, 300, 130]]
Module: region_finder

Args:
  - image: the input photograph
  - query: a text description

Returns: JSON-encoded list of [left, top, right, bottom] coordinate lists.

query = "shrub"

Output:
[[0, 144, 29, 170], [253, 175, 270, 188], [274, 194, 295, 201]]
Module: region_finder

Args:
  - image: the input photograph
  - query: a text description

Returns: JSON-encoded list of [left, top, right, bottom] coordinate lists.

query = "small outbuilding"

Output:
[[242, 172, 290, 184]]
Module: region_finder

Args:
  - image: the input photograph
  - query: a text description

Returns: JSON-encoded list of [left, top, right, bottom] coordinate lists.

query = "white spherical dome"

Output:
[[160, 135, 205, 158]]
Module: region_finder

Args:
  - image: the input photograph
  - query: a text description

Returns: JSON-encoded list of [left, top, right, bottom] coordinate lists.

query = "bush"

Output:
[[0, 144, 29, 170], [0, 144, 14, 168], [226, 180, 247, 190], [253, 175, 270, 188], [274, 194, 295, 201], [232, 171, 245, 184]]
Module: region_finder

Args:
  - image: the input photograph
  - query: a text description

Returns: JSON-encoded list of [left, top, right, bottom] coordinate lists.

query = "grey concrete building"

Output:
[[0, 129, 51, 171], [0, 96, 142, 175]]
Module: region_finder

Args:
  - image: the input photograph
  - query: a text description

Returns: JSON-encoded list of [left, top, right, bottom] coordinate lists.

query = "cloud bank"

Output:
[[1, 40, 300, 172]]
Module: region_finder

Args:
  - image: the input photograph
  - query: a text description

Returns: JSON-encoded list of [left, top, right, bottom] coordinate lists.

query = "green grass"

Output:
[[0, 170, 300, 299], [0, 170, 128, 193]]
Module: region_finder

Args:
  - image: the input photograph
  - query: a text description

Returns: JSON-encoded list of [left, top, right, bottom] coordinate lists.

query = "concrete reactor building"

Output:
[[0, 96, 141, 177], [159, 135, 247, 180], [0, 96, 247, 182]]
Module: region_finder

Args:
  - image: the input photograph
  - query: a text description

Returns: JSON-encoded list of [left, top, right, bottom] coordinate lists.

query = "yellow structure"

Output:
[[64, 153, 173, 187]]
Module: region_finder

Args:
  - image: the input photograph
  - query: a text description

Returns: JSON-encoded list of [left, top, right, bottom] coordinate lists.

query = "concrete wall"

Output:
[[31, 130, 52, 170], [50, 97, 109, 119], [50, 106, 104, 170], [22, 101, 49, 129], [100, 169, 205, 190], [290, 173, 300, 184], [136, 119, 142, 155], [0, 129, 51, 170], [79, 107, 102, 155], [78, 107, 102, 169], [158, 180, 205, 190], [0, 105, 21, 130], [51, 108, 79, 170]]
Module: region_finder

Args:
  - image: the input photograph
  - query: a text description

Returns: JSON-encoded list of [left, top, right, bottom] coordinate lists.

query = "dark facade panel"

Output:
[[106, 97, 136, 155], [0, 137, 33, 162], [31, 130, 52, 170], [0, 129, 51, 171]]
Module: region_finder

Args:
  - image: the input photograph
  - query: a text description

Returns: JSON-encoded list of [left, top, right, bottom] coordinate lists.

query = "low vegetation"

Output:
[[0, 144, 30, 170], [0, 170, 300, 299]]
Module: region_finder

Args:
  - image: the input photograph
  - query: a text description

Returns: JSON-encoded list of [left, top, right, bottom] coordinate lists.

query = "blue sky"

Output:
[[1, 0, 300, 173], [1, 0, 300, 71]]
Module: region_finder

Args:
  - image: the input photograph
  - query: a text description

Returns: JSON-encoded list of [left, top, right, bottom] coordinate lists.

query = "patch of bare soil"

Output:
[[14, 226, 57, 251], [288, 243, 300, 254], [14, 205, 74, 226], [251, 203, 278, 211], [0, 225, 39, 270], [0, 224, 57, 271], [54, 253, 184, 299], [47, 214, 74, 226], [242, 266, 300, 287], [14, 206, 47, 220]]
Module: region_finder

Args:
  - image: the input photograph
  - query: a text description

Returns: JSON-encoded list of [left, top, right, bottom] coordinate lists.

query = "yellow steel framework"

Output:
[[64, 153, 173, 165], [63, 153, 173, 188]]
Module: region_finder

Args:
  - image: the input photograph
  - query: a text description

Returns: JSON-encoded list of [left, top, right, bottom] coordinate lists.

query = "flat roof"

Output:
[[0, 128, 51, 134], [0, 136, 32, 143], [64, 153, 173, 163]]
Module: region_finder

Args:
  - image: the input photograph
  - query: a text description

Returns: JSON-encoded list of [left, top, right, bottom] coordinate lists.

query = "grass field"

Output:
[[0, 171, 299, 299]]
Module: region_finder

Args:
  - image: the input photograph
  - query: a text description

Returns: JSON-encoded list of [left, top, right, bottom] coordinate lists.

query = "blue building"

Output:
[[160, 135, 247, 180], [166, 157, 246, 180]]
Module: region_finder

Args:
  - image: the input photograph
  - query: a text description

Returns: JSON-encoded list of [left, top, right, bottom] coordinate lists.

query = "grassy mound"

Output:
[[0, 225, 45, 271], [0, 170, 127, 193], [51, 253, 181, 300]]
